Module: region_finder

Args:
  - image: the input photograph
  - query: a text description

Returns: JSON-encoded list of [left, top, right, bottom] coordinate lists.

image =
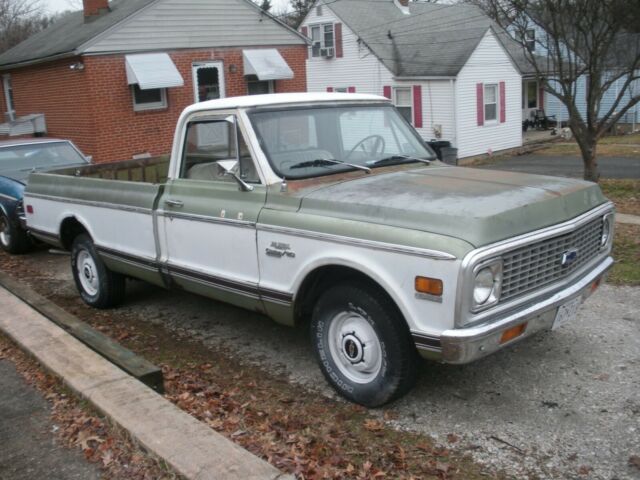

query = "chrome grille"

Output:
[[500, 218, 604, 302]]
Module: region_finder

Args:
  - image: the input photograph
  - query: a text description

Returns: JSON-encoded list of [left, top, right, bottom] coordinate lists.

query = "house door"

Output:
[[192, 62, 225, 102], [522, 80, 538, 121]]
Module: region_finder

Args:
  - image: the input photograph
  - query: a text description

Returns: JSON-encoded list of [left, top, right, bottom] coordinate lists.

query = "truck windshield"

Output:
[[248, 104, 435, 179]]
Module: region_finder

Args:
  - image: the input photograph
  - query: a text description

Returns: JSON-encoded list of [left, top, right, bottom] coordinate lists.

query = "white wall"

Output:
[[455, 30, 522, 158], [302, 6, 457, 144]]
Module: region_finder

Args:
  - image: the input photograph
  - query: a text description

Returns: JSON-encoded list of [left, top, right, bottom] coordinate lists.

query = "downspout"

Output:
[[450, 78, 457, 147]]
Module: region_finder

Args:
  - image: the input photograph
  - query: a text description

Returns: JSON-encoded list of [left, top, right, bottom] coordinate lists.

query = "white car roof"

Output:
[[183, 92, 389, 115]]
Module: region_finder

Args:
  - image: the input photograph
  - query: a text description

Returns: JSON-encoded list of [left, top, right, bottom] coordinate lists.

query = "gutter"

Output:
[[0, 52, 76, 71], [394, 76, 456, 80]]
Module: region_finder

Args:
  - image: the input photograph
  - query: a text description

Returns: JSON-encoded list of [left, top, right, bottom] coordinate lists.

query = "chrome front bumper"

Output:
[[438, 255, 613, 364]]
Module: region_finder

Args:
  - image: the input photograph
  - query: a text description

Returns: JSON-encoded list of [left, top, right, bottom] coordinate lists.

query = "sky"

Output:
[[41, 0, 292, 15]]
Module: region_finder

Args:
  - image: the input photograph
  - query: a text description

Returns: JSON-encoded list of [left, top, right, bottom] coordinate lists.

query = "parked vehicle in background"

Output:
[[0, 139, 90, 253], [23, 93, 614, 406]]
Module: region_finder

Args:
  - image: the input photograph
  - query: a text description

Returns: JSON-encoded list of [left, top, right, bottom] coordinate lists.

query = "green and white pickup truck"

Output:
[[24, 93, 614, 406]]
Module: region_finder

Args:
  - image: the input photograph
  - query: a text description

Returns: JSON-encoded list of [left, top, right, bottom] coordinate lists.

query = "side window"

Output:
[[181, 119, 260, 184]]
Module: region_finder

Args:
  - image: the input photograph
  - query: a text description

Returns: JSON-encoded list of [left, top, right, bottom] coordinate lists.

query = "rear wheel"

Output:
[[71, 234, 125, 308], [0, 211, 32, 254], [311, 282, 418, 407]]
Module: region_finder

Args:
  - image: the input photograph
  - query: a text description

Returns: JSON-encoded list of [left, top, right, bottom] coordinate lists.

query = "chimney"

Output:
[[393, 0, 410, 15], [83, 0, 110, 19]]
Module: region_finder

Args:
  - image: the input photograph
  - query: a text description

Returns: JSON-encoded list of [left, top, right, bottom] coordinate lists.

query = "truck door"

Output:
[[158, 114, 266, 310]]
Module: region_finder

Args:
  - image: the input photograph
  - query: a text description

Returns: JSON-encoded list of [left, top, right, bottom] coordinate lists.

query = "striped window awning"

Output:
[[242, 49, 294, 81], [125, 53, 184, 90]]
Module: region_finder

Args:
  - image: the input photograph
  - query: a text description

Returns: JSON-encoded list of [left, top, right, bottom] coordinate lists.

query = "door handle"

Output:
[[164, 199, 184, 208]]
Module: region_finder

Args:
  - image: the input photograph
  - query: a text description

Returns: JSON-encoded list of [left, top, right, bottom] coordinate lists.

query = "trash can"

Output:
[[426, 140, 451, 160], [440, 147, 458, 165]]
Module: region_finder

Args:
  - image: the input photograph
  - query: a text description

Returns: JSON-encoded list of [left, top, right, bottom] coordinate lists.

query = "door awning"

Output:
[[125, 53, 184, 90], [242, 49, 294, 81]]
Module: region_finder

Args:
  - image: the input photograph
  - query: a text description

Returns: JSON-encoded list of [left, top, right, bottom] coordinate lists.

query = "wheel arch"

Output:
[[292, 259, 410, 329], [59, 215, 92, 250]]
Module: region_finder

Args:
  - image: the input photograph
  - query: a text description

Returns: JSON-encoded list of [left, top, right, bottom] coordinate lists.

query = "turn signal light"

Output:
[[500, 323, 527, 344], [415, 276, 443, 296], [26, 205, 33, 214]]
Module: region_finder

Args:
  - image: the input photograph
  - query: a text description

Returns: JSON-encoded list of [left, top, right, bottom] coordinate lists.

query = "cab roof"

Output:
[[183, 92, 389, 115]]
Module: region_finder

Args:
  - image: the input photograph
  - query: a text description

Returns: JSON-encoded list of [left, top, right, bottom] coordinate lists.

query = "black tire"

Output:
[[0, 211, 32, 254], [71, 234, 125, 309], [310, 281, 418, 407]]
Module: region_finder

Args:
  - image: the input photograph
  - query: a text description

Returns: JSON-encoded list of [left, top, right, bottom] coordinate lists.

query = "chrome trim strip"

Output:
[[171, 271, 262, 300], [99, 251, 160, 273], [411, 332, 442, 352], [0, 192, 18, 202], [157, 210, 256, 229], [455, 203, 614, 326], [257, 224, 457, 260], [441, 256, 613, 364], [23, 192, 153, 215]]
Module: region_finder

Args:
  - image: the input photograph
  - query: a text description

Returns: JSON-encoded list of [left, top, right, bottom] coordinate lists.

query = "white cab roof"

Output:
[[183, 92, 389, 115]]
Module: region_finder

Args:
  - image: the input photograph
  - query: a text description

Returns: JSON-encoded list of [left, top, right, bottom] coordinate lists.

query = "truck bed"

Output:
[[51, 155, 170, 184]]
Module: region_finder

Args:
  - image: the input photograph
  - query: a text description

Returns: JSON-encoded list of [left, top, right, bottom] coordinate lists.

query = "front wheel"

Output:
[[71, 234, 125, 309], [0, 211, 32, 254], [311, 282, 418, 407]]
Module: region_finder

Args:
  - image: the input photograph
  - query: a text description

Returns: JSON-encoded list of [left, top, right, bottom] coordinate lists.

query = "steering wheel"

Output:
[[345, 135, 386, 159]]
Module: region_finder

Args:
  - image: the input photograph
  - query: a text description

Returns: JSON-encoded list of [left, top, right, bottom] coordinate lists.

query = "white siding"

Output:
[[302, 7, 456, 144], [455, 30, 522, 158], [84, 0, 303, 53], [302, 6, 394, 96]]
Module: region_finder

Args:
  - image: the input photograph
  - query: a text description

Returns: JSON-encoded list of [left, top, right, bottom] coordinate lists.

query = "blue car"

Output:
[[0, 139, 90, 254]]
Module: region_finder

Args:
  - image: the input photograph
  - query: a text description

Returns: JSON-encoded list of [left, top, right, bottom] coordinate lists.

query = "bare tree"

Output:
[[0, 0, 54, 53], [475, 0, 640, 182]]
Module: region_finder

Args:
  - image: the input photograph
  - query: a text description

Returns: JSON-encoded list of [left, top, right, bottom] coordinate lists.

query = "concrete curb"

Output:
[[0, 285, 291, 480], [616, 213, 640, 226]]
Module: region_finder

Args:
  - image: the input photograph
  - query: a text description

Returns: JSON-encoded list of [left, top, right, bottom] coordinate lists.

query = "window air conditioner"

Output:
[[321, 47, 335, 58]]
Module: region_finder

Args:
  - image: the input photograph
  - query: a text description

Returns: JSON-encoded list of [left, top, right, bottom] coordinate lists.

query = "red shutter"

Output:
[[476, 83, 484, 126], [347, 86, 356, 93], [499, 81, 506, 123], [301, 26, 308, 59], [383, 85, 392, 99], [538, 85, 544, 109], [413, 85, 423, 128], [326, 87, 333, 92], [334, 23, 343, 58]]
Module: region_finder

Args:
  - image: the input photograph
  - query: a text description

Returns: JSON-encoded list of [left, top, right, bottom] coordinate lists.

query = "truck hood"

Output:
[[297, 166, 607, 247]]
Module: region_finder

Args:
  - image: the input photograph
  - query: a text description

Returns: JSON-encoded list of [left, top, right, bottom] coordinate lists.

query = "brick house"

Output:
[[0, 0, 308, 163]]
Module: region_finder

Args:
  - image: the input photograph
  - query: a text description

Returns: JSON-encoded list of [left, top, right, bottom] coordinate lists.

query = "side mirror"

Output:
[[85, 155, 93, 163], [216, 160, 254, 192]]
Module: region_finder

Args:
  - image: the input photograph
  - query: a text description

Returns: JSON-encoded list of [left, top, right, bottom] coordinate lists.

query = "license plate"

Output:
[[552, 296, 583, 330]]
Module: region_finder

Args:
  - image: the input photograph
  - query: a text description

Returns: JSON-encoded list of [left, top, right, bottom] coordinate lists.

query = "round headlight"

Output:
[[601, 216, 611, 246], [473, 267, 495, 305]]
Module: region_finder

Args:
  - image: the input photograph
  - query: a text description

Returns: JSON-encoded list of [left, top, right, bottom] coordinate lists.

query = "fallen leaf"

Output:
[[363, 419, 384, 431]]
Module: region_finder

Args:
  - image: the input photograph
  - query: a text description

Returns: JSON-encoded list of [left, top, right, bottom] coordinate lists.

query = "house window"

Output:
[[484, 84, 498, 122], [3, 74, 16, 121], [527, 81, 538, 109], [247, 76, 274, 95], [132, 85, 167, 111], [310, 23, 334, 57], [394, 87, 412, 124], [334, 87, 348, 93], [525, 29, 535, 52]]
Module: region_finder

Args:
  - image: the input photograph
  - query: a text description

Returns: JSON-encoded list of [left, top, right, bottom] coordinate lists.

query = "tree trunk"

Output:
[[578, 138, 600, 182]]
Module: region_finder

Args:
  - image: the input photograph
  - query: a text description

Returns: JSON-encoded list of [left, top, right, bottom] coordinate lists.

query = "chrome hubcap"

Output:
[[0, 216, 10, 247], [77, 250, 99, 296], [327, 311, 382, 384]]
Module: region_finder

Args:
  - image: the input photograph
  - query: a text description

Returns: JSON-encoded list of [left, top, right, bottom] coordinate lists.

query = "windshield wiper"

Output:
[[289, 158, 371, 173], [371, 155, 431, 166]]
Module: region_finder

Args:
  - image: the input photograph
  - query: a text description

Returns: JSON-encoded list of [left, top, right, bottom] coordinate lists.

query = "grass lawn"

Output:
[[609, 223, 640, 286], [600, 179, 640, 215], [537, 141, 640, 157]]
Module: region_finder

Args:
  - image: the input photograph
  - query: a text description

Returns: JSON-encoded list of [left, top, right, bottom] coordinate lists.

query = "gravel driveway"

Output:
[[9, 251, 640, 479]]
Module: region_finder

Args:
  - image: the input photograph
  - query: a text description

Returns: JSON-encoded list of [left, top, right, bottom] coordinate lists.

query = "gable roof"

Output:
[[0, 0, 307, 70], [324, 0, 531, 77]]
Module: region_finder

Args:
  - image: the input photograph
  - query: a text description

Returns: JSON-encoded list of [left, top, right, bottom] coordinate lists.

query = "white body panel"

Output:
[[25, 198, 156, 261], [257, 229, 461, 336], [454, 31, 523, 158]]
